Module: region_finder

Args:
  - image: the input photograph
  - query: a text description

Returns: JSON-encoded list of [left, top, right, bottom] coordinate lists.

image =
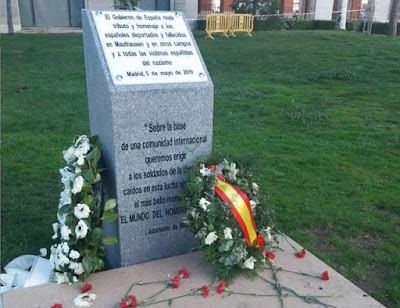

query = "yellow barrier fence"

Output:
[[205, 14, 229, 39], [205, 14, 254, 39], [229, 14, 254, 37]]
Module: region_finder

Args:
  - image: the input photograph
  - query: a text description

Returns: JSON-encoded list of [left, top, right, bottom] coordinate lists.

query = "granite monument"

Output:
[[82, 9, 213, 268]]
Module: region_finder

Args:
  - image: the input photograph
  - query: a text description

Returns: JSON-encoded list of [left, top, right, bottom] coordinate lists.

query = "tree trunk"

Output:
[[388, 0, 399, 37], [6, 0, 15, 35], [339, 0, 348, 30]]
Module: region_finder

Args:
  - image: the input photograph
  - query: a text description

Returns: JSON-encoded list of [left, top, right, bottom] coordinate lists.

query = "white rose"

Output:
[[74, 148, 86, 166], [250, 200, 257, 210], [74, 203, 90, 219], [57, 213, 67, 225], [223, 227, 233, 240], [69, 261, 78, 271], [55, 272, 69, 284], [52, 223, 59, 239], [73, 293, 96, 307], [76, 155, 85, 166], [205, 231, 218, 245], [75, 135, 89, 146], [63, 146, 76, 163], [59, 188, 72, 207], [226, 163, 238, 181], [57, 254, 70, 267], [252, 183, 259, 194], [59, 167, 75, 185], [244, 256, 256, 269], [75, 220, 89, 239], [199, 197, 211, 211], [60, 225, 72, 240], [39, 248, 47, 257], [69, 250, 80, 260], [72, 176, 84, 194], [264, 227, 272, 241], [77, 142, 91, 155], [60, 242, 70, 254], [74, 262, 84, 275], [199, 164, 211, 176], [49, 245, 59, 270]]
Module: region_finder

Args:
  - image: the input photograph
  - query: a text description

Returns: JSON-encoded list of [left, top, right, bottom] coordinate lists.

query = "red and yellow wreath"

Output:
[[182, 159, 277, 280]]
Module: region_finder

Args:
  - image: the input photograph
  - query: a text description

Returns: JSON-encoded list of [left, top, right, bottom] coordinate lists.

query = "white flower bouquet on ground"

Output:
[[49, 135, 118, 283]]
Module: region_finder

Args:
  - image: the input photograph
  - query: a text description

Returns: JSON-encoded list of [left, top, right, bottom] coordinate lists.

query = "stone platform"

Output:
[[2, 237, 385, 308]]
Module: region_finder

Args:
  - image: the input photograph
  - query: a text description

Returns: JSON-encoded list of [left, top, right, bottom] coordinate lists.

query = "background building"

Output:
[[0, 0, 398, 33]]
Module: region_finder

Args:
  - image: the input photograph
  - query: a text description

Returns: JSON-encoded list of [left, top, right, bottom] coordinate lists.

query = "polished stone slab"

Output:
[[82, 9, 213, 268], [2, 236, 385, 308]]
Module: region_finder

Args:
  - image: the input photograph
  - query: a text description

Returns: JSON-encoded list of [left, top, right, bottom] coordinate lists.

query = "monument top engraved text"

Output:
[[92, 11, 208, 86]]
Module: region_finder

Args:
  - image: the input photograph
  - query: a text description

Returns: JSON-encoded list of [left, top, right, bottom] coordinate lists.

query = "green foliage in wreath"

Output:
[[182, 158, 277, 281]]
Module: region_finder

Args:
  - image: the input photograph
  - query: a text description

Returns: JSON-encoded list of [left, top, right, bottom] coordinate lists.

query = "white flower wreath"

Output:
[[48, 135, 118, 283], [182, 159, 277, 280]]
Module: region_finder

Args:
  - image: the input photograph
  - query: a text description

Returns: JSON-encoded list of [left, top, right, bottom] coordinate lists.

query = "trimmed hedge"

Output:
[[312, 20, 336, 30], [197, 19, 206, 31], [287, 20, 313, 30], [346, 21, 354, 31], [286, 20, 336, 30], [254, 16, 285, 31], [357, 21, 400, 35]]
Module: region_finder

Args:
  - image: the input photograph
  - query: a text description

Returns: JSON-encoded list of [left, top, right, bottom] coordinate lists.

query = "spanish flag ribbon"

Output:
[[214, 177, 261, 247]]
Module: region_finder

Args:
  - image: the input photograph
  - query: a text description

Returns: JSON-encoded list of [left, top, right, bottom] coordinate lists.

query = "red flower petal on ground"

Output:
[[81, 283, 92, 293], [201, 285, 209, 298], [257, 234, 265, 248], [169, 276, 180, 289], [295, 248, 306, 258], [51, 304, 63, 308], [217, 281, 227, 294], [178, 269, 190, 279], [119, 301, 128, 308], [266, 251, 276, 260], [322, 271, 329, 281], [128, 295, 137, 307]]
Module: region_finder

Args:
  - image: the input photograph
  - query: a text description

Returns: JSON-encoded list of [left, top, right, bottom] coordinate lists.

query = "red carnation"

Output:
[[322, 271, 329, 281], [178, 269, 190, 279], [51, 304, 63, 308], [265, 251, 275, 260], [169, 276, 180, 289], [119, 301, 128, 308], [217, 281, 228, 294], [257, 234, 265, 248], [200, 285, 209, 298], [295, 248, 306, 258], [128, 295, 137, 307], [81, 283, 92, 293]]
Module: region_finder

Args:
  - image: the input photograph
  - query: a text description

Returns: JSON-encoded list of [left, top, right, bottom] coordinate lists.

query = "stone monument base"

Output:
[[2, 236, 385, 308]]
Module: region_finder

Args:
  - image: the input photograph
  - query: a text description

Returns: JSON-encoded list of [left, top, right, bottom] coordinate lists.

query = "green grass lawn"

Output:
[[1, 30, 400, 307]]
